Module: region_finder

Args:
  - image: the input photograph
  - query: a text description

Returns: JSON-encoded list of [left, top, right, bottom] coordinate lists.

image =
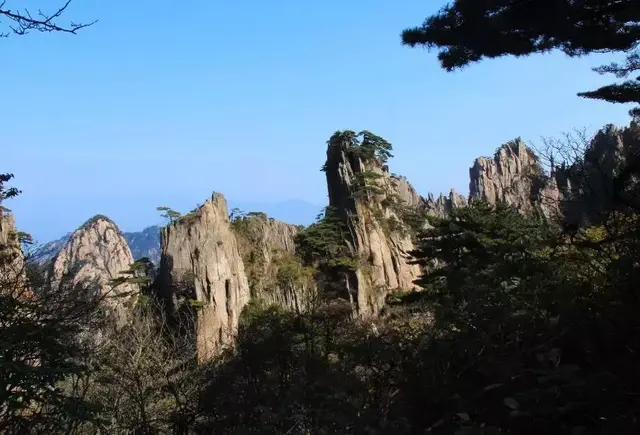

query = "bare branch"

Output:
[[0, 0, 96, 38]]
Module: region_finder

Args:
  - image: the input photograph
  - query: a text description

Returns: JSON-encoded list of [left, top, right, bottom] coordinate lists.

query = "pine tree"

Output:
[[402, 0, 640, 115]]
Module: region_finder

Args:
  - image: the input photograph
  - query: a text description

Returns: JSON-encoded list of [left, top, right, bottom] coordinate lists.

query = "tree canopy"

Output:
[[402, 0, 640, 115]]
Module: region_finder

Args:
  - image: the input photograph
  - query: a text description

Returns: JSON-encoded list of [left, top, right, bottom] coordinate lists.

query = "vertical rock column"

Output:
[[324, 133, 422, 316], [159, 193, 250, 362]]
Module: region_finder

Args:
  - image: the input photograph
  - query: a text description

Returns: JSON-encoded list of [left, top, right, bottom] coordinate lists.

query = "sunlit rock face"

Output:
[[49, 215, 138, 327], [158, 193, 251, 362]]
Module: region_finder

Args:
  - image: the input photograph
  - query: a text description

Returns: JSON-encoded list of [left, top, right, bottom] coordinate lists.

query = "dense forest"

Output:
[[2, 1, 640, 434]]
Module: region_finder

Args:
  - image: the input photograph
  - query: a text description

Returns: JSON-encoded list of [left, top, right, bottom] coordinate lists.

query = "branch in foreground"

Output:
[[0, 0, 96, 38]]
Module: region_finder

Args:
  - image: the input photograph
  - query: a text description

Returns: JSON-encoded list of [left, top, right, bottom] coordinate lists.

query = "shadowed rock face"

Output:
[[158, 193, 250, 362], [466, 122, 640, 224], [324, 133, 422, 316], [559, 122, 640, 226], [232, 214, 315, 313], [49, 215, 137, 326]]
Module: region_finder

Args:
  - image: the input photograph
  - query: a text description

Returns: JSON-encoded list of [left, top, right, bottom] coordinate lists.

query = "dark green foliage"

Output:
[[16, 231, 33, 246], [578, 50, 640, 116], [196, 299, 391, 434], [402, 0, 640, 115], [156, 206, 182, 223], [411, 201, 555, 330], [247, 211, 268, 219], [352, 171, 387, 202], [0, 173, 20, 205], [229, 207, 246, 222], [295, 206, 357, 301], [358, 130, 394, 163], [403, 196, 640, 433], [109, 257, 156, 298], [295, 206, 356, 272], [323, 130, 394, 170], [0, 176, 104, 433]]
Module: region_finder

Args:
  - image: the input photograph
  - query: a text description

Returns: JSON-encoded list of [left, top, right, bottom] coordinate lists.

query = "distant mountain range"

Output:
[[32, 225, 162, 265]]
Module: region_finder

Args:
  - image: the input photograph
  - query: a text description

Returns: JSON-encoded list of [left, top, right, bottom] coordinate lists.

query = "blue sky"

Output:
[[2, 0, 634, 242]]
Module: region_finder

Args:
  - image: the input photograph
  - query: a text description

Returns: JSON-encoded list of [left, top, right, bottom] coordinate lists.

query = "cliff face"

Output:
[[158, 193, 250, 362], [559, 121, 640, 225], [49, 215, 137, 326], [470, 139, 544, 210], [232, 214, 315, 313], [469, 138, 561, 218], [324, 132, 422, 316], [467, 123, 640, 223], [390, 175, 423, 208]]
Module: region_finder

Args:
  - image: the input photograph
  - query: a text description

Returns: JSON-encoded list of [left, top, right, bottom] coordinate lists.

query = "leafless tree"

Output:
[[534, 122, 640, 229], [0, 0, 96, 38], [76, 300, 203, 434]]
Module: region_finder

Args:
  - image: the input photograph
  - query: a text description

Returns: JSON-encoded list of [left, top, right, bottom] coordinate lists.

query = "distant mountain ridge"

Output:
[[122, 225, 162, 264]]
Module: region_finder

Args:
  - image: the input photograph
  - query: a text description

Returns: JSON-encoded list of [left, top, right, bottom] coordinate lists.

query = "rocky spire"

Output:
[[424, 189, 468, 219], [158, 193, 251, 362], [323, 131, 422, 316], [469, 138, 547, 211]]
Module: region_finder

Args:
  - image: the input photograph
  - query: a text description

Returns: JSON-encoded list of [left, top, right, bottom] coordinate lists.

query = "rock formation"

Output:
[[469, 138, 550, 212], [558, 122, 640, 225], [467, 121, 640, 224], [390, 175, 423, 208], [423, 189, 468, 219], [232, 213, 315, 313], [324, 131, 422, 316], [158, 193, 251, 362], [49, 215, 137, 326], [0, 213, 25, 285], [32, 225, 162, 266]]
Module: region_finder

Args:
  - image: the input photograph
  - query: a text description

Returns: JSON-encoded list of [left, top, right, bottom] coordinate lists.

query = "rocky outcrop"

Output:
[[232, 213, 315, 313], [424, 189, 468, 219], [469, 138, 562, 218], [0, 213, 25, 285], [558, 121, 640, 225], [470, 138, 545, 210], [49, 215, 137, 326], [33, 225, 162, 266], [390, 175, 423, 208], [467, 122, 640, 223], [324, 132, 422, 316], [158, 193, 250, 362]]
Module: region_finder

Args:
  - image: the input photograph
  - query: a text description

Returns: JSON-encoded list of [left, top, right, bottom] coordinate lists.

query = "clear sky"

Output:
[[3, 0, 634, 242]]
